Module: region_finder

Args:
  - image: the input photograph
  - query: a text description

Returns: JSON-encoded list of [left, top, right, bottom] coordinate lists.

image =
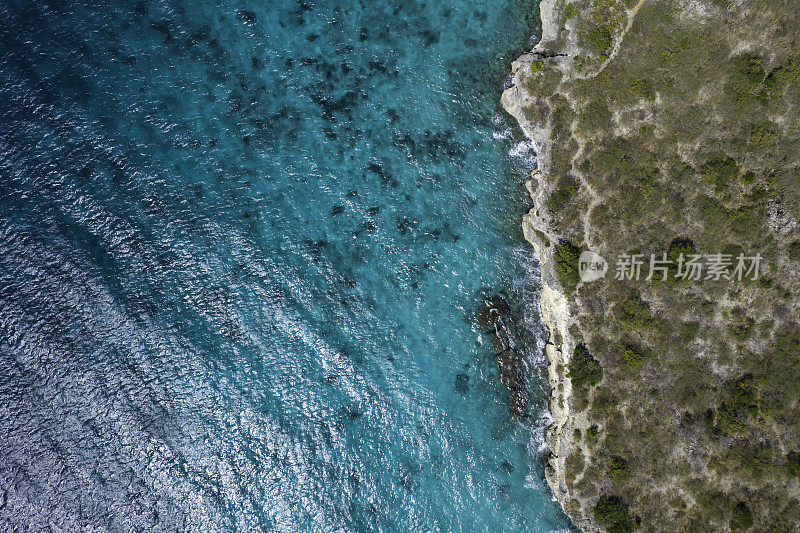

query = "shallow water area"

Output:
[[0, 0, 572, 530]]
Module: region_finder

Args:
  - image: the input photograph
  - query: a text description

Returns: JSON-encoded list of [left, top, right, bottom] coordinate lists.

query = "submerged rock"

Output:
[[454, 373, 470, 395], [475, 296, 510, 330], [496, 348, 527, 421], [475, 294, 529, 420]]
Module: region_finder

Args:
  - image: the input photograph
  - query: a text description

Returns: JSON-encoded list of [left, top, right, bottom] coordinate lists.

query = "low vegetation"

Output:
[[569, 344, 603, 390], [594, 495, 634, 533], [553, 240, 582, 291], [515, 0, 800, 529]]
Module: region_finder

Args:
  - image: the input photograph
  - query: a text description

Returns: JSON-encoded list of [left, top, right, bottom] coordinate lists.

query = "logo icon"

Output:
[[579, 251, 608, 283]]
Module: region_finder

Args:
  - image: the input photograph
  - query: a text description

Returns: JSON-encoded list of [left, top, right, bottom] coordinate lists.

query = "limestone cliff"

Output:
[[502, 0, 591, 527]]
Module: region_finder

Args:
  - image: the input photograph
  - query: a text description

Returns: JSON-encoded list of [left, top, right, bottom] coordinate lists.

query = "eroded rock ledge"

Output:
[[502, 0, 587, 526]]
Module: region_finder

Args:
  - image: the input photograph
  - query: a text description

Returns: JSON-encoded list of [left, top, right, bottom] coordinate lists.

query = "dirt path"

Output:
[[566, 0, 648, 248], [589, 0, 647, 79]]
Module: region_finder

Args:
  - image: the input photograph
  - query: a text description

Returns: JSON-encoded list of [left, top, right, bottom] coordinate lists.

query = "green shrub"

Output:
[[530, 59, 544, 74], [765, 56, 800, 96], [619, 344, 646, 370], [716, 378, 759, 436], [550, 94, 576, 139], [547, 176, 580, 213], [594, 495, 634, 533], [700, 156, 738, 191], [667, 237, 696, 259], [554, 240, 582, 291], [729, 206, 762, 237], [729, 308, 755, 340], [737, 55, 766, 84], [569, 344, 603, 389], [704, 409, 716, 435], [677, 321, 700, 344], [610, 456, 629, 480], [665, 238, 697, 284], [786, 451, 800, 477], [629, 78, 656, 100], [729, 502, 754, 531], [658, 48, 676, 66], [698, 195, 730, 235], [587, 25, 613, 58], [789, 241, 800, 260], [564, 3, 578, 20], [590, 387, 618, 420], [618, 296, 654, 330], [579, 100, 612, 132], [749, 124, 778, 150], [742, 444, 775, 480], [566, 449, 586, 486], [774, 328, 800, 360]]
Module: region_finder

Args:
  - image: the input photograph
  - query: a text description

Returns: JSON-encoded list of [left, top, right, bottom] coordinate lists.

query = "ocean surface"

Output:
[[0, 0, 572, 530]]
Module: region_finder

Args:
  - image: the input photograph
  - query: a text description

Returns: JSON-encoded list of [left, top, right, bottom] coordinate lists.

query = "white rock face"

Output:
[[501, 0, 591, 527]]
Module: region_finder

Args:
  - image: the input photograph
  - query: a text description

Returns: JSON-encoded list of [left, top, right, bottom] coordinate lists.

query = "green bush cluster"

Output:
[[554, 240, 583, 291], [788, 241, 800, 260], [715, 378, 759, 436], [676, 320, 700, 344], [665, 238, 697, 284], [610, 456, 629, 479], [696, 196, 762, 242], [564, 3, 579, 20], [594, 495, 634, 533], [728, 205, 763, 238], [727, 55, 768, 108], [786, 451, 800, 477], [658, 48, 676, 65], [730, 315, 755, 340], [579, 100, 612, 132], [729, 502, 754, 531], [766, 57, 800, 95], [628, 78, 655, 100], [749, 124, 778, 150], [700, 156, 739, 191], [569, 344, 603, 389], [587, 25, 613, 59], [550, 94, 576, 141], [773, 328, 800, 360], [742, 444, 775, 480], [547, 183, 580, 214], [619, 344, 646, 370], [697, 195, 728, 233], [618, 296, 654, 330]]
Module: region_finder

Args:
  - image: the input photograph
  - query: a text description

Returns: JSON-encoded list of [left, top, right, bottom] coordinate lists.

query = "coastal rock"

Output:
[[475, 296, 511, 330], [475, 295, 530, 421], [501, 0, 588, 527]]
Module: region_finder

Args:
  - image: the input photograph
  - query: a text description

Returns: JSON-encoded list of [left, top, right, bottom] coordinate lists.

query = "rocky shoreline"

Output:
[[501, 0, 587, 528]]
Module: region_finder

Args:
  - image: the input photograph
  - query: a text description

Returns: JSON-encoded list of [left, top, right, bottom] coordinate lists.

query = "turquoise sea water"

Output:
[[0, 0, 572, 530]]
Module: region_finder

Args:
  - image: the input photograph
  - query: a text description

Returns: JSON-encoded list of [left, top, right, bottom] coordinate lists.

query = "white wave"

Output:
[[493, 127, 513, 140], [508, 139, 538, 168]]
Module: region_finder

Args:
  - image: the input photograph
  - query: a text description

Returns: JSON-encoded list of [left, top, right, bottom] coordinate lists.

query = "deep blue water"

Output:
[[0, 0, 572, 530]]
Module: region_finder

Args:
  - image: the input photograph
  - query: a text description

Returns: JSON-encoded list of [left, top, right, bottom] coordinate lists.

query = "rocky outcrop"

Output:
[[476, 296, 529, 421]]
